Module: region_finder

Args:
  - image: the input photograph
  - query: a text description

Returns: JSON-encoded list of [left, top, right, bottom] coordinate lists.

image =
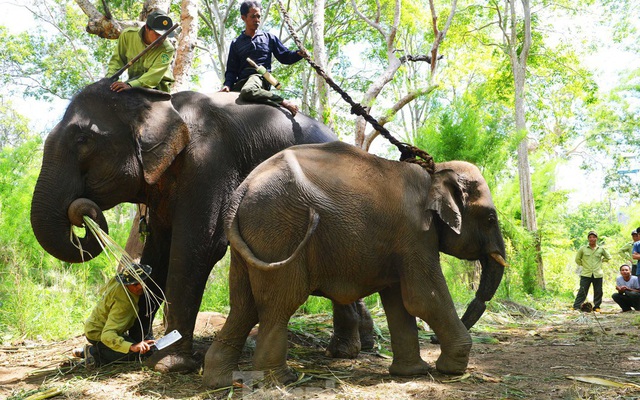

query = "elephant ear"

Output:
[[134, 92, 190, 185], [426, 168, 467, 234]]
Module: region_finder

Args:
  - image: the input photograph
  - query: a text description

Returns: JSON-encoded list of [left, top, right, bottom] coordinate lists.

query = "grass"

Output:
[[0, 259, 99, 342]]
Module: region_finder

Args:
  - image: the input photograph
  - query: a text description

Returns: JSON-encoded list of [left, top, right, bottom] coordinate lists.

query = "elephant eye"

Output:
[[76, 134, 88, 145]]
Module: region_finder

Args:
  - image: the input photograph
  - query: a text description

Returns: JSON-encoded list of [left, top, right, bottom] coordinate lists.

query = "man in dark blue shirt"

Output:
[[220, 1, 303, 116]]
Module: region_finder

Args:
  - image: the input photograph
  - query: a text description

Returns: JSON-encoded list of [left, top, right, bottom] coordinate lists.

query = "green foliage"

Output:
[[0, 1, 111, 101], [200, 254, 231, 313], [562, 201, 620, 250], [414, 84, 517, 186], [0, 260, 97, 340], [0, 110, 137, 340]]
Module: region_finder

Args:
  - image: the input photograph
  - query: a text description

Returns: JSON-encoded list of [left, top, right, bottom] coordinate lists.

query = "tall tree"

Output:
[[311, 0, 332, 127], [172, 0, 199, 91], [199, 0, 238, 85], [349, 0, 455, 151], [492, 0, 545, 289]]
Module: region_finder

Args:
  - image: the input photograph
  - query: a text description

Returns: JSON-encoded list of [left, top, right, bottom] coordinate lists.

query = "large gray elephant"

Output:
[[30, 78, 376, 372], [203, 141, 506, 387]]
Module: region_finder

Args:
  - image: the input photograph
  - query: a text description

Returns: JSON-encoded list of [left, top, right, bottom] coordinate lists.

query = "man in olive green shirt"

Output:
[[107, 10, 175, 93], [73, 264, 156, 367], [573, 231, 612, 312], [619, 230, 639, 274]]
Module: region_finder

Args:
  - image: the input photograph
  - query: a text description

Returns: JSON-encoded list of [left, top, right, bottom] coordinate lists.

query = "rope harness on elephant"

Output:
[[276, 0, 435, 175], [212, 332, 245, 353]]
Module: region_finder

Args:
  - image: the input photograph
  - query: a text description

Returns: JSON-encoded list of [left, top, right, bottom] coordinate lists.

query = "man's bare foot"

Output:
[[280, 100, 298, 116]]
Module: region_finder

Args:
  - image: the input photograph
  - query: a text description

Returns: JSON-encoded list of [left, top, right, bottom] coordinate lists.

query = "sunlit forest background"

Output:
[[1, 0, 640, 341]]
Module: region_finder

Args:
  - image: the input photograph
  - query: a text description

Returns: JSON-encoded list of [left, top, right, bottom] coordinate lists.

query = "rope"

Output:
[[276, 1, 435, 174]]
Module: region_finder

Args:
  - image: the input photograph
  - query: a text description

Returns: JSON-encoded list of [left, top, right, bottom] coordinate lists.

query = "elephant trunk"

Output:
[[31, 170, 108, 263], [460, 252, 506, 329]]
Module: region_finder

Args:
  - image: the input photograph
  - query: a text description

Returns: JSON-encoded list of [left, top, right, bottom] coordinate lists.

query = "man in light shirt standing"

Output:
[[572, 230, 611, 312]]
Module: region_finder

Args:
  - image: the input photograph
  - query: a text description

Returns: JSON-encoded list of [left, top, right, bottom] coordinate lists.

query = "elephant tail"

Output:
[[227, 206, 319, 271]]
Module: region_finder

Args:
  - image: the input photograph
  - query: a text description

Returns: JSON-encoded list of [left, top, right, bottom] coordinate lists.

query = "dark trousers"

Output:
[[87, 334, 148, 366], [612, 291, 640, 311], [573, 275, 603, 309]]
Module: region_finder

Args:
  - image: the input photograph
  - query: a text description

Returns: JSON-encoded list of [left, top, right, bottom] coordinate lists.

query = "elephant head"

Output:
[[427, 161, 506, 329], [30, 79, 190, 263]]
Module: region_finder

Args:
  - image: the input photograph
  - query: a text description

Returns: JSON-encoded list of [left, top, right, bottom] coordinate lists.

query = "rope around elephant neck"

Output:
[[275, 0, 435, 175]]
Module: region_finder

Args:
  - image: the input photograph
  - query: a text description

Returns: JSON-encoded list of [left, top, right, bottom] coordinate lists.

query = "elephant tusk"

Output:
[[490, 252, 507, 267]]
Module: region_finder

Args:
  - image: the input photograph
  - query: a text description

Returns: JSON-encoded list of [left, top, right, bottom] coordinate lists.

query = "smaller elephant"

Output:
[[203, 141, 505, 387]]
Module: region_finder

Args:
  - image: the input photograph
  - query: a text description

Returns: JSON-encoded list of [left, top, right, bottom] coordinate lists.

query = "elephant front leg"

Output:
[[146, 239, 228, 373], [401, 270, 471, 375], [379, 286, 430, 376], [356, 299, 375, 350]]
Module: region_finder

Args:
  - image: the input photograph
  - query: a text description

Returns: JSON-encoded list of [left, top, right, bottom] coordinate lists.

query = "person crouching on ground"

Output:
[[72, 264, 156, 367], [612, 264, 640, 312]]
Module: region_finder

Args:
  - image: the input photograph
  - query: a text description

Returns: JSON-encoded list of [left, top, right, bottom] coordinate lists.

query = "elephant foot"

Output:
[[261, 366, 298, 386], [389, 359, 431, 376], [435, 345, 470, 375], [203, 369, 234, 389], [145, 350, 200, 373], [360, 332, 375, 351], [203, 339, 243, 388], [325, 335, 361, 359]]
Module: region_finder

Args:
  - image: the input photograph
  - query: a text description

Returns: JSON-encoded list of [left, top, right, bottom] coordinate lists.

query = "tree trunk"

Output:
[[172, 0, 199, 92], [124, 207, 146, 262], [312, 0, 333, 128], [351, 0, 455, 151], [508, 0, 545, 290]]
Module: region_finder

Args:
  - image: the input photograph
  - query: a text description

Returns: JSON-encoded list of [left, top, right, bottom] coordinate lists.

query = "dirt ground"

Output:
[[2, 299, 640, 400]]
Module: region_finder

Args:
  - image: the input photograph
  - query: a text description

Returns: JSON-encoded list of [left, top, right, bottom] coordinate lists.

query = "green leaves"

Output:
[[0, 1, 111, 101]]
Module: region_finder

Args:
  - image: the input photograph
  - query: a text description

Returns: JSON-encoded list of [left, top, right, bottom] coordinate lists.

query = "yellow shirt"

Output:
[[575, 244, 611, 278], [84, 277, 140, 354]]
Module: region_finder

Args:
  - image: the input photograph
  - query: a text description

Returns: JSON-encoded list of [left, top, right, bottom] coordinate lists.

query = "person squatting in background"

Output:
[[612, 264, 640, 312]]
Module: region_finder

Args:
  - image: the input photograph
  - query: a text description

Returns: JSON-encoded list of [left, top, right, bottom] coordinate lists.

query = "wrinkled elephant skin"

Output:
[[204, 141, 506, 387], [30, 79, 350, 373]]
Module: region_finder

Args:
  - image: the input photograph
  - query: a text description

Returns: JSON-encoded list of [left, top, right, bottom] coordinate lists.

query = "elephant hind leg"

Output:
[[203, 255, 259, 388], [253, 318, 299, 386], [379, 285, 430, 376], [252, 292, 310, 386]]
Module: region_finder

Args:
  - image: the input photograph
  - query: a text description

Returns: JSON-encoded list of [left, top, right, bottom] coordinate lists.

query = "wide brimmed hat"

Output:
[[117, 263, 152, 285]]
